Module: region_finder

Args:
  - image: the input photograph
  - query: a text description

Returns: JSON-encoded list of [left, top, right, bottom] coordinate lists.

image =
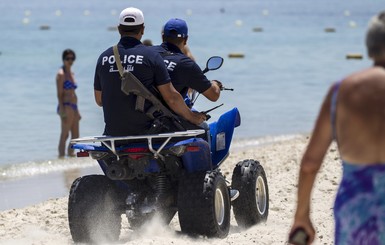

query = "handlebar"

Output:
[[221, 87, 234, 91]]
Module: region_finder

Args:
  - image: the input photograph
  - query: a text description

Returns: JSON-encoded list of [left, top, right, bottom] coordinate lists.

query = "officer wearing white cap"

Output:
[[94, 8, 205, 136], [152, 18, 221, 101]]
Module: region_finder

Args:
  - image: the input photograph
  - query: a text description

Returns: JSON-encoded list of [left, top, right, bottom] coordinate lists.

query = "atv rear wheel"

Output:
[[68, 175, 122, 243], [178, 170, 230, 238], [232, 160, 269, 228]]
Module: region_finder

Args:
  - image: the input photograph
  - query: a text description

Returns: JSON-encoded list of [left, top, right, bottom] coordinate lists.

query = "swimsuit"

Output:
[[331, 81, 385, 245], [57, 67, 78, 113], [61, 102, 78, 111], [63, 79, 77, 90]]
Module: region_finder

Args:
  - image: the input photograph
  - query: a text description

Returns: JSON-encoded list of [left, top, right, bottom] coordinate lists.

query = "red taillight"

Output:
[[77, 151, 89, 157], [129, 154, 146, 160], [123, 148, 149, 160], [186, 146, 200, 152], [123, 147, 149, 153]]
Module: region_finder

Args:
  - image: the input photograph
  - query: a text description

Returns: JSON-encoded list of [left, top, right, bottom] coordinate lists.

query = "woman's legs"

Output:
[[58, 106, 75, 157], [68, 110, 80, 156]]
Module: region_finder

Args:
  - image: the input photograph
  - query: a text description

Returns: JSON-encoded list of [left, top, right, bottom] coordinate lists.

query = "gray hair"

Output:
[[366, 11, 385, 58]]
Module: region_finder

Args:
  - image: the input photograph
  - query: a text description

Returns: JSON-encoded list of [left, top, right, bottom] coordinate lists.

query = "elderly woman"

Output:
[[289, 11, 385, 245], [56, 49, 80, 157]]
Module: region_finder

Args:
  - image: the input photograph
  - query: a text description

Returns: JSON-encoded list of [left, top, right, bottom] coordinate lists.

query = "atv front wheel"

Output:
[[68, 175, 122, 243], [232, 159, 269, 228], [178, 170, 230, 238]]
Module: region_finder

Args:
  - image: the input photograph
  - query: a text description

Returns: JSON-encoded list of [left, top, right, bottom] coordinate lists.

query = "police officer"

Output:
[[94, 8, 205, 136], [151, 18, 222, 101]]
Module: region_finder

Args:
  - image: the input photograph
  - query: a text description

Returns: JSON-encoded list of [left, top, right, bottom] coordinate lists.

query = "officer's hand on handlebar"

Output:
[[190, 111, 207, 125], [213, 80, 223, 90], [213, 80, 234, 91]]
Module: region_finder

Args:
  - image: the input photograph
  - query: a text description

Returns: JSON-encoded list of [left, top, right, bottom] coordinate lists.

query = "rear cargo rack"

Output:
[[70, 129, 205, 160]]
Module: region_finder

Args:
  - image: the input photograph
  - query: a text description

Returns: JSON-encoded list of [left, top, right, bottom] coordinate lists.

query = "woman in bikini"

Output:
[[56, 49, 80, 157], [289, 11, 385, 244]]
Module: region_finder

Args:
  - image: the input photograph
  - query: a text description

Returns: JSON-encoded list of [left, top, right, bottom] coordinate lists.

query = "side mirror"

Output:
[[203, 56, 224, 73]]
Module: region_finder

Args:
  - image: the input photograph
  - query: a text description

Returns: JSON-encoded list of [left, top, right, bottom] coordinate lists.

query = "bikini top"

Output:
[[62, 66, 77, 90], [63, 79, 77, 90]]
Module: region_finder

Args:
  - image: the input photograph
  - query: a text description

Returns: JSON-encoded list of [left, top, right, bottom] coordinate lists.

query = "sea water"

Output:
[[0, 0, 381, 169]]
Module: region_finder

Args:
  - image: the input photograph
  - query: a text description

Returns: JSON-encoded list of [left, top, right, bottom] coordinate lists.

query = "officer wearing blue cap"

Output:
[[151, 18, 221, 101], [94, 8, 205, 136]]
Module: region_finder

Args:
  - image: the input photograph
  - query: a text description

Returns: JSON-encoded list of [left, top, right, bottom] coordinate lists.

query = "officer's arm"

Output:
[[202, 80, 221, 102], [183, 60, 220, 102], [94, 90, 102, 107], [157, 83, 205, 125]]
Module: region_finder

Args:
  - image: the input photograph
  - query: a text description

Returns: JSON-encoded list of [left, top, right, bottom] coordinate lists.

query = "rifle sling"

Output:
[[112, 45, 124, 78], [113, 45, 145, 112]]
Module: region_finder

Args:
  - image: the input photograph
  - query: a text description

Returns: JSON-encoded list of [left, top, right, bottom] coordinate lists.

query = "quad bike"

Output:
[[68, 56, 269, 243]]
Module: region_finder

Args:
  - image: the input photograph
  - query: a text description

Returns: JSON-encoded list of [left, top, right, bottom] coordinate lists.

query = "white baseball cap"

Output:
[[119, 7, 144, 26]]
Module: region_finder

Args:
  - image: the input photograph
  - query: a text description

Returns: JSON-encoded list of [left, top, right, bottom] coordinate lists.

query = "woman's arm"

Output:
[[290, 85, 334, 244], [56, 72, 64, 103], [56, 71, 65, 116]]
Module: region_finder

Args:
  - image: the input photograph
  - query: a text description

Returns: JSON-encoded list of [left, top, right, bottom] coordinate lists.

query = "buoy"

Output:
[[111, 9, 117, 16], [24, 10, 31, 16], [55, 10, 62, 16], [84, 10, 90, 16], [39, 25, 50, 30], [344, 10, 351, 16], [22, 18, 30, 25], [346, 53, 363, 60], [228, 53, 245, 58], [349, 21, 357, 28], [253, 27, 263, 32], [220, 8, 225, 13], [324, 28, 336, 33], [186, 9, 193, 16], [107, 26, 118, 31], [235, 20, 243, 27], [262, 9, 269, 16]]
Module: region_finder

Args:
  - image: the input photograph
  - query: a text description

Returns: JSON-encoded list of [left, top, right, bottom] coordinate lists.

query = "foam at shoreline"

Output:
[[0, 157, 97, 181], [231, 134, 305, 151]]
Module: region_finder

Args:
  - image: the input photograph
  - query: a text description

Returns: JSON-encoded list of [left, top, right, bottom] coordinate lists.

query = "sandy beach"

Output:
[[0, 135, 341, 244]]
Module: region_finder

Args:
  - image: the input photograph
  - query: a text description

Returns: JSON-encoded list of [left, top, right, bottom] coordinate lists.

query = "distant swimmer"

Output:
[[56, 49, 81, 158], [142, 39, 153, 46], [289, 10, 385, 245]]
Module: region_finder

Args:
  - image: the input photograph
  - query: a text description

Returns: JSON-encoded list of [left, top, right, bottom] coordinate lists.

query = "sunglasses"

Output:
[[65, 57, 75, 61]]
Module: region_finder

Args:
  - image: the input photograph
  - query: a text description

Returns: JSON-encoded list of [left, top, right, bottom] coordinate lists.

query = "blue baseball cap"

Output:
[[163, 18, 188, 38]]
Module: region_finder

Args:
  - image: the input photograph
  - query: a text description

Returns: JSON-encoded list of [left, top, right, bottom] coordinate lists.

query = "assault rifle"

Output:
[[113, 46, 176, 118], [120, 71, 176, 120]]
